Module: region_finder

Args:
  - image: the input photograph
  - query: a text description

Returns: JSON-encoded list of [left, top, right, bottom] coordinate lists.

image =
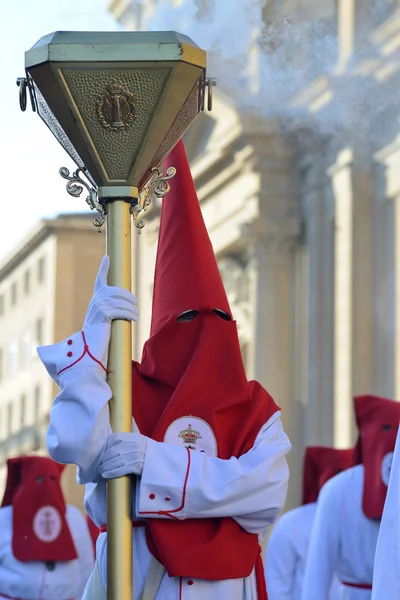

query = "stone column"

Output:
[[246, 224, 299, 509], [373, 144, 399, 398], [329, 148, 355, 447], [325, 143, 376, 446], [337, 0, 356, 71], [350, 148, 375, 398], [240, 131, 301, 508], [301, 141, 335, 450]]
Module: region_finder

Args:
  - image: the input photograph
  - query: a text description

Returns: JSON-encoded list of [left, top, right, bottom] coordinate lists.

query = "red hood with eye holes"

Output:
[[130, 141, 280, 582], [1, 455, 77, 562], [353, 395, 400, 519]]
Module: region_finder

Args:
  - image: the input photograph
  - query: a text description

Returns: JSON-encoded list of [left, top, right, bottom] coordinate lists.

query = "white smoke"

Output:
[[141, 0, 391, 140]]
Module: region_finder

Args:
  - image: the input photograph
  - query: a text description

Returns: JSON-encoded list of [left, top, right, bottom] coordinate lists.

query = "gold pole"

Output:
[[106, 199, 133, 600]]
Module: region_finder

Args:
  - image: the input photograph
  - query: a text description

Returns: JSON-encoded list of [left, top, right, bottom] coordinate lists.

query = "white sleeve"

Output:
[[137, 413, 291, 537], [67, 506, 95, 598], [372, 427, 400, 599], [302, 480, 340, 600], [37, 324, 112, 484], [84, 478, 108, 529], [265, 514, 297, 600]]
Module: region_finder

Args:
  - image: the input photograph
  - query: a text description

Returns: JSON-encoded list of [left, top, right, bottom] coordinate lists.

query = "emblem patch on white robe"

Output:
[[33, 505, 62, 542], [381, 452, 394, 486], [164, 417, 218, 456]]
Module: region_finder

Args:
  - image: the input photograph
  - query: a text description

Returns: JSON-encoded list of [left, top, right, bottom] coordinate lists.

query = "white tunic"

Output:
[[38, 324, 291, 600], [0, 504, 94, 600], [372, 427, 400, 599], [265, 502, 343, 600], [302, 465, 380, 600]]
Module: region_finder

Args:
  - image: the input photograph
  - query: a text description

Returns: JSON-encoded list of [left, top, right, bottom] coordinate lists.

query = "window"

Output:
[[20, 394, 26, 428], [24, 270, 31, 295], [21, 329, 31, 368], [7, 338, 18, 378], [7, 402, 13, 435], [38, 257, 45, 283], [11, 283, 17, 306], [35, 318, 43, 346], [34, 386, 41, 424]]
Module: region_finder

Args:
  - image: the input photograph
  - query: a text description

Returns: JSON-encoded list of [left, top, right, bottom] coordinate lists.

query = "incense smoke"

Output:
[[144, 0, 393, 142]]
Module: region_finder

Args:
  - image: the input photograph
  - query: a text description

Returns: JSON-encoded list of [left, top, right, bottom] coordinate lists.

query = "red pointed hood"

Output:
[[353, 395, 400, 519], [302, 446, 354, 505], [1, 455, 77, 562], [132, 140, 279, 581], [150, 139, 230, 335]]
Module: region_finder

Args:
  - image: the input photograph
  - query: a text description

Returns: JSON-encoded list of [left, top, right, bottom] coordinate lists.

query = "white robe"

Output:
[[302, 465, 380, 600], [38, 324, 291, 600], [371, 427, 400, 599], [265, 502, 343, 600], [0, 504, 94, 600]]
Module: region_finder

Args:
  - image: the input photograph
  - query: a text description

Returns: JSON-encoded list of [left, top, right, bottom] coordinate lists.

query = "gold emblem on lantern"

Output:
[[96, 83, 136, 131]]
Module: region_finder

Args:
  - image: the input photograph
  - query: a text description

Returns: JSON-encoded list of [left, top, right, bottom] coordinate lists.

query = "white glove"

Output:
[[84, 256, 139, 327], [99, 432, 147, 479]]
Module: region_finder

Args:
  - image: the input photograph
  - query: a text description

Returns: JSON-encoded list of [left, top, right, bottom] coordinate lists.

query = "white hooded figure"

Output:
[[371, 425, 400, 599], [265, 445, 353, 599], [302, 395, 400, 600]]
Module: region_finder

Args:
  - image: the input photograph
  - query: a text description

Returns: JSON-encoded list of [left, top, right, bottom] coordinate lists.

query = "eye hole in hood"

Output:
[[213, 309, 231, 321], [176, 308, 232, 323], [176, 310, 199, 323]]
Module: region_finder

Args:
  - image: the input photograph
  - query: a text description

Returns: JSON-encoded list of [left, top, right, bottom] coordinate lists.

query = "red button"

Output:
[[67, 352, 73, 357], [188, 580, 194, 585], [149, 493, 155, 500], [165, 497, 171, 502], [67, 340, 73, 345]]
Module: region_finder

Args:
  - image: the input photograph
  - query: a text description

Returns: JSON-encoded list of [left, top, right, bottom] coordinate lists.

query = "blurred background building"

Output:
[[2, 0, 400, 512], [0, 214, 104, 506], [108, 0, 400, 509]]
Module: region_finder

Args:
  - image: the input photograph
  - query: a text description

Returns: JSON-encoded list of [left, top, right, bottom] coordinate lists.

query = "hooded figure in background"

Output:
[[0, 455, 94, 600], [265, 446, 354, 600], [38, 140, 291, 600], [372, 409, 400, 599], [302, 395, 400, 600]]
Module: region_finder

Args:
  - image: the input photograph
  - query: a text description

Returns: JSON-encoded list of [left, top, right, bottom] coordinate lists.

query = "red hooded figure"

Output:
[[302, 446, 355, 505], [130, 140, 280, 582], [266, 445, 354, 598], [353, 394, 400, 519], [38, 139, 291, 600], [301, 396, 400, 598], [1, 455, 77, 562]]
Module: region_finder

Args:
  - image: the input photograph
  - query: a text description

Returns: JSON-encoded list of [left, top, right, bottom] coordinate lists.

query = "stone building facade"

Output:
[[0, 213, 104, 507], [108, 0, 400, 508]]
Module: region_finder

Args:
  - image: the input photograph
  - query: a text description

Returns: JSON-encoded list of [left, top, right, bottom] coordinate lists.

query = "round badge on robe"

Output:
[[381, 452, 394, 486], [164, 417, 218, 457], [33, 506, 62, 542]]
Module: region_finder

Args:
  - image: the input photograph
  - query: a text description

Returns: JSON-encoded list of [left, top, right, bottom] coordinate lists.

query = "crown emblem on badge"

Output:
[[178, 424, 202, 446]]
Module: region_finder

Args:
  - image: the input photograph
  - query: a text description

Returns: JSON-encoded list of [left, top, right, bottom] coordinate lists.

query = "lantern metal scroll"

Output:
[[19, 30, 216, 600]]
